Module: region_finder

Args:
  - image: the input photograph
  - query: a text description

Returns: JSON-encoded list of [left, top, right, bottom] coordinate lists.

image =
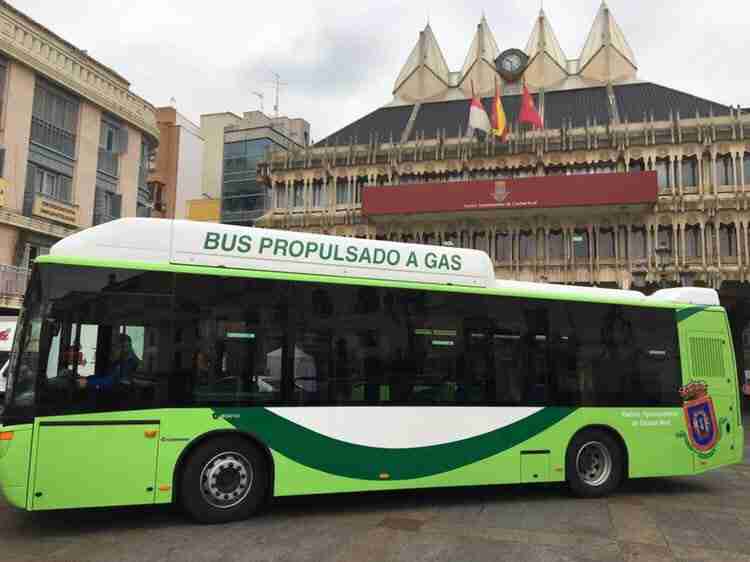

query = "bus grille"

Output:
[[689, 336, 724, 379]]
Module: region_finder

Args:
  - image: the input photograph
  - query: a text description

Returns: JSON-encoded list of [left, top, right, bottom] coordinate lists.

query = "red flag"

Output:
[[519, 82, 543, 129]]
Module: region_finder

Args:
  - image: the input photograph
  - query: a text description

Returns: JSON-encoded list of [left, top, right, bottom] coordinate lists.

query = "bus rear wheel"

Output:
[[180, 436, 268, 524], [566, 429, 624, 498]]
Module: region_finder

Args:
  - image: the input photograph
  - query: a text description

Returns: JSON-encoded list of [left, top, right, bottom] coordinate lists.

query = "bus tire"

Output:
[[180, 436, 268, 524], [566, 429, 623, 498]]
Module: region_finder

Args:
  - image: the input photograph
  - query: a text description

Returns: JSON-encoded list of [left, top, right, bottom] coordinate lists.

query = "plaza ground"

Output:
[[1, 420, 749, 562]]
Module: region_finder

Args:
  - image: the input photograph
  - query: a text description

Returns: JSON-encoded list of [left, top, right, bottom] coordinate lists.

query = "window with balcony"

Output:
[[717, 155, 735, 186], [98, 118, 127, 177], [93, 186, 122, 226], [681, 157, 698, 189], [30, 81, 79, 158], [27, 164, 72, 202], [685, 225, 702, 258]]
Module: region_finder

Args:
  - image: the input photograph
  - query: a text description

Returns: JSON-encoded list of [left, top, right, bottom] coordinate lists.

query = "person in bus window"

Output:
[[78, 333, 140, 391]]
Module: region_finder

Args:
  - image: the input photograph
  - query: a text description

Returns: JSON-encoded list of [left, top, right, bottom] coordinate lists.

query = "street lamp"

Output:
[[655, 242, 672, 288]]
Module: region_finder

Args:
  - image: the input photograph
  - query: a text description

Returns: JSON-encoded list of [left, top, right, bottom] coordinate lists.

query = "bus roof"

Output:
[[47, 218, 719, 307]]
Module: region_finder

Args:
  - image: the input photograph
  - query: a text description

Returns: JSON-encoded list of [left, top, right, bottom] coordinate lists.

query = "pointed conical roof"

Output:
[[579, 1, 636, 70], [393, 24, 451, 94], [525, 8, 567, 71], [459, 15, 500, 78]]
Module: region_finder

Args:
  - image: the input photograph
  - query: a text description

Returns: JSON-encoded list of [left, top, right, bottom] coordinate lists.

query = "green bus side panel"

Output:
[[265, 407, 694, 497], [676, 308, 744, 472], [32, 424, 159, 510], [0, 424, 33, 509]]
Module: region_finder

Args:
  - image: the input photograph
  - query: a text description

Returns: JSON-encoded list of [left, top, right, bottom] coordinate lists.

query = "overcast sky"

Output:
[[15, 0, 750, 141]]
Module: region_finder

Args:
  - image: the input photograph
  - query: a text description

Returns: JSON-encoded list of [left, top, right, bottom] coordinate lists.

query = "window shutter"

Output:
[[23, 163, 37, 216], [111, 193, 122, 218], [93, 187, 106, 224], [117, 127, 129, 154]]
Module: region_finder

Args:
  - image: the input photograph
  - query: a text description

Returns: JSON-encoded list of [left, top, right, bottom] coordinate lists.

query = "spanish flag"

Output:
[[491, 78, 507, 140]]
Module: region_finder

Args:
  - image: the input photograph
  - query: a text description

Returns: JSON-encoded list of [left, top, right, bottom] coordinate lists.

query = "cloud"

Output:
[[11, 0, 750, 141]]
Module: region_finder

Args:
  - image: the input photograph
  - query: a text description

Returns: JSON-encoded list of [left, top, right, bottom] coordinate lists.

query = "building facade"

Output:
[[148, 106, 204, 220], [0, 0, 159, 312], [197, 110, 309, 225], [257, 3, 750, 388]]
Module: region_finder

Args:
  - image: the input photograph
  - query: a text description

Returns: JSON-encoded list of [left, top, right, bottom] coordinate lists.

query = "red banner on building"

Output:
[[362, 172, 657, 216]]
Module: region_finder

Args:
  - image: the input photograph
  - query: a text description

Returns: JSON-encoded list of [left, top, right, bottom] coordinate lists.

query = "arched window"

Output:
[[681, 157, 699, 189], [720, 223, 737, 257], [685, 225, 702, 258], [717, 155, 735, 186]]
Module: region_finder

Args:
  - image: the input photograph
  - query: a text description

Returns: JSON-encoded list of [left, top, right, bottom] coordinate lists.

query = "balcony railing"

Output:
[[0, 264, 29, 309], [30, 117, 76, 158]]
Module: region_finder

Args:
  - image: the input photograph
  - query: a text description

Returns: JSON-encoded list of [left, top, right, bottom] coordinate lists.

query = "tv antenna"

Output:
[[270, 72, 288, 118], [252, 91, 265, 113]]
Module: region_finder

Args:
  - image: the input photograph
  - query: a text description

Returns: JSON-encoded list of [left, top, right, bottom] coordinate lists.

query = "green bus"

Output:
[[0, 218, 744, 524]]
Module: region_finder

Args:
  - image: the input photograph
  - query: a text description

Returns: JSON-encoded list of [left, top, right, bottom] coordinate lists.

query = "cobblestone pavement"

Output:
[[1, 421, 749, 562]]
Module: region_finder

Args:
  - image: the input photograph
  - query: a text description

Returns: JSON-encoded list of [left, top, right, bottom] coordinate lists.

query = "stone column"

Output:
[[544, 227, 550, 267], [734, 221, 742, 269], [711, 154, 718, 196], [715, 221, 721, 268], [700, 222, 706, 268], [677, 155, 684, 196], [669, 156, 676, 196], [740, 152, 746, 192], [626, 224, 632, 274], [488, 227, 495, 261]]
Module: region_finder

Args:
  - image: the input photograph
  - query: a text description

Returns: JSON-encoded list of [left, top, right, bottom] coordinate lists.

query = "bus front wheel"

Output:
[[566, 429, 624, 498], [180, 436, 269, 524]]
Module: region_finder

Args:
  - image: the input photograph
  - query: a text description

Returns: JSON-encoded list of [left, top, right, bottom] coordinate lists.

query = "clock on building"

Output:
[[495, 48, 529, 82]]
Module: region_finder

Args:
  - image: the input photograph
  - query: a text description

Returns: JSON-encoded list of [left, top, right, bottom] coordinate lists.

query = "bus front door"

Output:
[[31, 420, 160, 510]]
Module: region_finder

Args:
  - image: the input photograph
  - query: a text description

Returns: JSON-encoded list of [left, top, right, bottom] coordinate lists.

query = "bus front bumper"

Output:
[[0, 424, 33, 509]]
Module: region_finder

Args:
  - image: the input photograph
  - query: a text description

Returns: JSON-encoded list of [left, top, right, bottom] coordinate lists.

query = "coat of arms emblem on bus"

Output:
[[492, 181, 509, 203], [678, 381, 720, 454]]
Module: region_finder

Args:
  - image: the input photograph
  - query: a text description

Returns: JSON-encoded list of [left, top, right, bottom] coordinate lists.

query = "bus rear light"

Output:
[[0, 432, 13, 441]]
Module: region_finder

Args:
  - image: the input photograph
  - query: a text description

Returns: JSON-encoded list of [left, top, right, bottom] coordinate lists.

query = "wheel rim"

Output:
[[575, 441, 612, 487], [200, 451, 253, 509]]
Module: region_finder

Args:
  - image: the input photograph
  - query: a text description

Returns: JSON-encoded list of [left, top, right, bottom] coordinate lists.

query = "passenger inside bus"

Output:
[[77, 333, 140, 391]]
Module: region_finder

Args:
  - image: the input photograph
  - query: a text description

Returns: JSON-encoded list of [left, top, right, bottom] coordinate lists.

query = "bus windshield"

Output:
[[4, 263, 173, 419]]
